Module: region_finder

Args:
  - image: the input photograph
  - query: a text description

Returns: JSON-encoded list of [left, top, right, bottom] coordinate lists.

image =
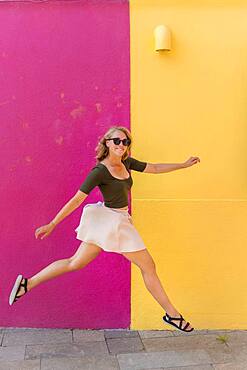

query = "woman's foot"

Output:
[[9, 275, 30, 305], [164, 309, 194, 332]]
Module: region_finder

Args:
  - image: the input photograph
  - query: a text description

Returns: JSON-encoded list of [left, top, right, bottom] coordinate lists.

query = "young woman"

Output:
[[9, 126, 200, 333]]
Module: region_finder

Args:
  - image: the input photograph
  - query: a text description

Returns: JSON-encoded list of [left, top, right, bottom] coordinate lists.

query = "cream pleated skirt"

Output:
[[75, 201, 147, 254]]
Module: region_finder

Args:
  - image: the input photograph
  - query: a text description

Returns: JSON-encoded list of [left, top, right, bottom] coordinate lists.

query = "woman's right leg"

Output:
[[18, 242, 102, 296]]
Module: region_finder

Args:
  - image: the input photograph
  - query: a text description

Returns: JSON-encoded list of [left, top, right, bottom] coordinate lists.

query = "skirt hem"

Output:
[[76, 237, 146, 254], [75, 201, 146, 254]]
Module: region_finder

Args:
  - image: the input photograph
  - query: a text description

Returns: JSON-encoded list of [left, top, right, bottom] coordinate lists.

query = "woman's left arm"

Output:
[[144, 156, 200, 174]]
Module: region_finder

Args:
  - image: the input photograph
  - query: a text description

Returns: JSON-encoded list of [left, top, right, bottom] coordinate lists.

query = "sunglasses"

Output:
[[106, 137, 131, 146]]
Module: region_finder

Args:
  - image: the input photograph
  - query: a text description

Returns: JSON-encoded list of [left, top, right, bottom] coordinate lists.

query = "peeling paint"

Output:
[[24, 156, 32, 163], [0, 100, 11, 106], [70, 105, 85, 119], [95, 103, 102, 112], [9, 165, 16, 172], [21, 120, 29, 129], [55, 136, 64, 145], [60, 92, 65, 99]]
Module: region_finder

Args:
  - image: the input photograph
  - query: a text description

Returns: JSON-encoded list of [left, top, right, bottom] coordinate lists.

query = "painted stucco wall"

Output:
[[130, 0, 247, 329], [0, 1, 131, 328], [2, 0, 246, 331]]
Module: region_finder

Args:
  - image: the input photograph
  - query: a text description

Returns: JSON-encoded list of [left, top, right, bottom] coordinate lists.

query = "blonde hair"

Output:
[[95, 126, 132, 163]]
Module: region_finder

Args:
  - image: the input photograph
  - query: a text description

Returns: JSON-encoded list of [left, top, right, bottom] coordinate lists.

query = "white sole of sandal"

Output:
[[9, 274, 23, 306]]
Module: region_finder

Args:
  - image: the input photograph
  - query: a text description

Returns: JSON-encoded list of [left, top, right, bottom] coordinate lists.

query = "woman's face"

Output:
[[105, 130, 129, 158]]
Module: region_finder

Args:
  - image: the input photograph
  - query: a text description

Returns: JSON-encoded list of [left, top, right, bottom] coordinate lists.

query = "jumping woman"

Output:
[[9, 126, 200, 333]]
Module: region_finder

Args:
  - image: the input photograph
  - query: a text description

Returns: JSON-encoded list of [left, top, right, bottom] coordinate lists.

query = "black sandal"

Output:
[[9, 275, 28, 306], [163, 312, 194, 332]]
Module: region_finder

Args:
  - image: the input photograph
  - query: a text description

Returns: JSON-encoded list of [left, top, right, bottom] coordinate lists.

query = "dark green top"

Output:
[[79, 156, 147, 208]]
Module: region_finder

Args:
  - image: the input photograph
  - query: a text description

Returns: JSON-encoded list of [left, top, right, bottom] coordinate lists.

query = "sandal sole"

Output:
[[9, 274, 23, 306]]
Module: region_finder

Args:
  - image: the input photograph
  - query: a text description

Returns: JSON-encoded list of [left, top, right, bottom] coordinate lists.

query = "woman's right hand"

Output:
[[35, 222, 56, 240]]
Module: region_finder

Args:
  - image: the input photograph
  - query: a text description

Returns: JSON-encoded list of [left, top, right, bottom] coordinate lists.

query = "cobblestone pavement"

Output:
[[0, 328, 246, 369]]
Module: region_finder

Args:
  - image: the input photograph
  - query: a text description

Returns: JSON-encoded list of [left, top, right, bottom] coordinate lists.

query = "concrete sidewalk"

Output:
[[0, 328, 246, 369]]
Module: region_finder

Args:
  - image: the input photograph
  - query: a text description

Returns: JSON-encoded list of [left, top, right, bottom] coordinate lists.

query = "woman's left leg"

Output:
[[121, 248, 194, 331]]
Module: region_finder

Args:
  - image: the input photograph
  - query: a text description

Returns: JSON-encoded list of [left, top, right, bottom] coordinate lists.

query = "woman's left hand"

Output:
[[182, 156, 200, 168]]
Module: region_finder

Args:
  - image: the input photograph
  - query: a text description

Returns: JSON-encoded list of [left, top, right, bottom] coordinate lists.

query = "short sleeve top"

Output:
[[79, 156, 147, 208]]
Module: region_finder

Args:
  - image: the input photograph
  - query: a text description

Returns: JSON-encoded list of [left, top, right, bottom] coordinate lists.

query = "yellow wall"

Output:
[[130, 0, 247, 329]]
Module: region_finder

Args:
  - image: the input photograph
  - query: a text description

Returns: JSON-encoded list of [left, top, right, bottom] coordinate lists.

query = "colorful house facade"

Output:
[[1, 0, 246, 329]]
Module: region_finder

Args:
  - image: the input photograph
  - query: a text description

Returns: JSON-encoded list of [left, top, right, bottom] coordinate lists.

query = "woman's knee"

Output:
[[140, 253, 157, 274], [123, 249, 156, 274], [67, 258, 85, 271], [140, 259, 156, 275]]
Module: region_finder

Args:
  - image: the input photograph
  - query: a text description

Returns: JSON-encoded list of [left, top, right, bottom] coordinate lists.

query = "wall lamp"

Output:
[[154, 25, 171, 51]]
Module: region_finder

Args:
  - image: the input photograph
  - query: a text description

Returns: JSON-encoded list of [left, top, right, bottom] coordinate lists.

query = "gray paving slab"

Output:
[[213, 363, 247, 370], [142, 333, 231, 351], [138, 368, 164, 370], [0, 328, 245, 370], [2, 328, 72, 346], [228, 343, 247, 363], [73, 329, 105, 342], [142, 333, 235, 363], [204, 347, 234, 365], [172, 330, 232, 337], [107, 337, 145, 354], [25, 340, 109, 360], [0, 345, 26, 361], [224, 331, 247, 346], [105, 329, 139, 339], [117, 349, 212, 369], [0, 359, 40, 370], [138, 331, 174, 339], [40, 354, 119, 370], [206, 330, 240, 335], [155, 367, 214, 370], [138, 368, 165, 370]]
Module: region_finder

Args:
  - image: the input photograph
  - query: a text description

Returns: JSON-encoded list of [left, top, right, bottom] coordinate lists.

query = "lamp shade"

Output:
[[154, 25, 171, 51]]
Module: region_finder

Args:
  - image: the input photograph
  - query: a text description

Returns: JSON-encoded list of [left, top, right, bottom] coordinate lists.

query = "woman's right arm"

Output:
[[50, 190, 88, 226], [35, 166, 102, 240], [35, 191, 88, 240]]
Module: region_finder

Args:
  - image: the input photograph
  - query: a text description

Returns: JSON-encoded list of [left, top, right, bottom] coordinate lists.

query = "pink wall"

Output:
[[0, 1, 130, 328]]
